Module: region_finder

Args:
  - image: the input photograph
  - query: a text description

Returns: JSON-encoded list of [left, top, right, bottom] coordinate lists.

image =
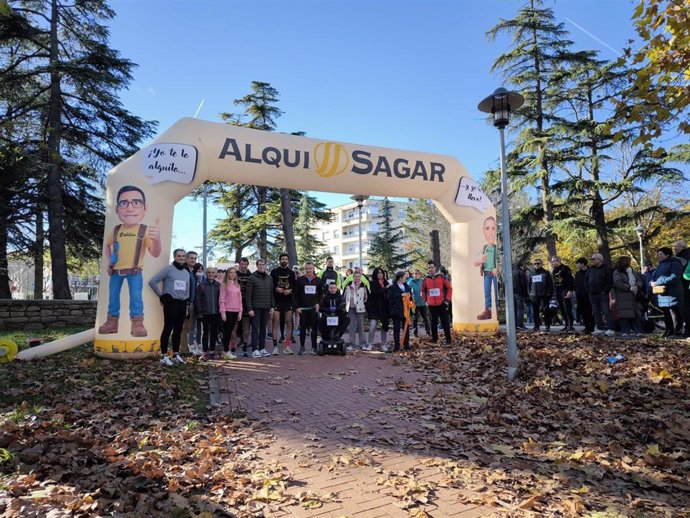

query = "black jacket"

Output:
[[295, 275, 322, 309], [585, 264, 613, 295], [528, 268, 553, 298], [552, 264, 574, 292]]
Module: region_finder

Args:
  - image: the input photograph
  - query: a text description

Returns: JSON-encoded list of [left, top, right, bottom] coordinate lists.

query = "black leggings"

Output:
[[222, 311, 239, 351], [161, 300, 187, 354], [299, 309, 318, 349]]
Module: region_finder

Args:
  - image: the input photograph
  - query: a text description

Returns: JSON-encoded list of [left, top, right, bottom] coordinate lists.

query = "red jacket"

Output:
[[422, 274, 452, 306]]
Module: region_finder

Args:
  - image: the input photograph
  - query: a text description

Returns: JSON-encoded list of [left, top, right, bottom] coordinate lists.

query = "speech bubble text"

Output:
[[141, 144, 197, 185], [455, 176, 490, 212]]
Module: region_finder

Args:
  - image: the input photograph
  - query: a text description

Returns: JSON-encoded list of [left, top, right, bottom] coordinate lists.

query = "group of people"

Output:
[[512, 240, 690, 339], [148, 252, 455, 365]]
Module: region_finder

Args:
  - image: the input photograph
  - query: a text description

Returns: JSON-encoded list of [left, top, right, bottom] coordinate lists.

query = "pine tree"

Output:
[[1, 0, 156, 298], [368, 198, 409, 272], [295, 193, 329, 265], [401, 199, 450, 271], [487, 0, 583, 258]]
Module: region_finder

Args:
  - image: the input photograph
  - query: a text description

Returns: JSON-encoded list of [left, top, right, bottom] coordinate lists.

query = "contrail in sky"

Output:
[[566, 17, 623, 57], [193, 98, 206, 119]]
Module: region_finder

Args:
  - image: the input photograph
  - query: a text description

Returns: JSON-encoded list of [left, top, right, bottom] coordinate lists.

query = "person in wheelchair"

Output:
[[319, 282, 350, 345]]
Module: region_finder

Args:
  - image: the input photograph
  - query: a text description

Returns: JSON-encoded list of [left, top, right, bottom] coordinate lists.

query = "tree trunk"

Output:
[[45, 0, 70, 299], [280, 189, 298, 266], [256, 187, 268, 258], [0, 221, 11, 299], [34, 209, 44, 299]]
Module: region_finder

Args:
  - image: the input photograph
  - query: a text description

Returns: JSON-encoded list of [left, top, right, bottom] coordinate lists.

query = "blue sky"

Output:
[[108, 0, 637, 256]]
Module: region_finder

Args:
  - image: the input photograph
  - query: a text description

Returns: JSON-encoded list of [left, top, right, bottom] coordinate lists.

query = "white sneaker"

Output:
[[272, 347, 279, 356], [252, 350, 262, 358], [283, 347, 294, 355], [592, 329, 604, 336], [605, 330, 616, 336], [221, 352, 236, 360], [347, 345, 355, 352], [260, 348, 271, 357], [620, 333, 630, 338], [173, 354, 186, 364], [191, 344, 203, 356], [364, 344, 373, 351], [380, 344, 389, 352], [160, 355, 173, 366]]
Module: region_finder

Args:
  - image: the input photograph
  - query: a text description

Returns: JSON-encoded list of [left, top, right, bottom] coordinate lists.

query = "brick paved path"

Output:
[[210, 349, 493, 517]]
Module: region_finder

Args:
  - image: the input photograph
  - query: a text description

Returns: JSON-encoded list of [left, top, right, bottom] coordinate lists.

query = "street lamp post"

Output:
[[634, 224, 645, 270], [351, 195, 369, 269], [478, 87, 525, 381]]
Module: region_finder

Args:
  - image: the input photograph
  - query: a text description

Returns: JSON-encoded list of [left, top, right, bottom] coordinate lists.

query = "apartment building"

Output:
[[313, 198, 409, 271]]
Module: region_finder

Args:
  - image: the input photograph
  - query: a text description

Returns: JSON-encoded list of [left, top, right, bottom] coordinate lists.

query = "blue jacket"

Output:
[[406, 277, 425, 306], [651, 257, 684, 308]]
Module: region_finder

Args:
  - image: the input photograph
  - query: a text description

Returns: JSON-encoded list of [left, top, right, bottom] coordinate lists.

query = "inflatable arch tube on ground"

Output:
[[93, 118, 499, 359], [15, 329, 96, 361]]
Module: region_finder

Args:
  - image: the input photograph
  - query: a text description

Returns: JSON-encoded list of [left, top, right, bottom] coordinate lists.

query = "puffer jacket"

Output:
[[245, 271, 275, 311], [586, 264, 613, 295], [652, 257, 684, 308]]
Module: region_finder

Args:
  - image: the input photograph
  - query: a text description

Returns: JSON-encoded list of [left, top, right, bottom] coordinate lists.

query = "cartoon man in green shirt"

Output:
[[474, 216, 497, 320]]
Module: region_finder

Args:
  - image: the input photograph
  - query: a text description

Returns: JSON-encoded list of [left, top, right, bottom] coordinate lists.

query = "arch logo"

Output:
[[313, 142, 350, 178]]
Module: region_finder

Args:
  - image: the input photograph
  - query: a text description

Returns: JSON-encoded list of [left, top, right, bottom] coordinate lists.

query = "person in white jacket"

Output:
[[345, 272, 369, 351]]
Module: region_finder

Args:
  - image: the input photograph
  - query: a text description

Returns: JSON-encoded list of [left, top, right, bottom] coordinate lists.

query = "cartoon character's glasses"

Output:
[[117, 199, 145, 209]]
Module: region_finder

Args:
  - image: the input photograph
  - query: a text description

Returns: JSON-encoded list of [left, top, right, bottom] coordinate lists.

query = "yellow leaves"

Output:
[[649, 368, 672, 383], [568, 449, 595, 462]]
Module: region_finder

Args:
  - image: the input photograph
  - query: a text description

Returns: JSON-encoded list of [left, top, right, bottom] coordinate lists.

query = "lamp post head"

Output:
[[478, 87, 525, 129], [351, 194, 369, 209], [634, 224, 645, 238]]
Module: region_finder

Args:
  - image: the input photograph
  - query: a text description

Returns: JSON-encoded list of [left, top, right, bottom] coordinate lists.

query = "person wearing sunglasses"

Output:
[[527, 259, 554, 332]]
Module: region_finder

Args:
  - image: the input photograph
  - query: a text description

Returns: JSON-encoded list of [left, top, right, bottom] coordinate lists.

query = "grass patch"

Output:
[[0, 326, 91, 351]]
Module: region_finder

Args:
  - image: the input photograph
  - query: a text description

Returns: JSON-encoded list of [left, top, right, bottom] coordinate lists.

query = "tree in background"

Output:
[[0, 0, 155, 298], [220, 81, 283, 259], [295, 193, 329, 265], [368, 198, 409, 273], [622, 0, 690, 145], [401, 199, 450, 271], [487, 0, 584, 258]]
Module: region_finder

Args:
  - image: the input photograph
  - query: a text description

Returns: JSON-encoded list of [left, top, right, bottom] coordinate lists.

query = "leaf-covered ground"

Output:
[[398, 333, 690, 517], [0, 332, 688, 517]]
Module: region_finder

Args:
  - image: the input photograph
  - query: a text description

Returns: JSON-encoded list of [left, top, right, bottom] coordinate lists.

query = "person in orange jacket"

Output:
[[421, 260, 453, 345]]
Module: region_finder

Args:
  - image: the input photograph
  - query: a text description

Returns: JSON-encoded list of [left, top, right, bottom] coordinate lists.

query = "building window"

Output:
[[334, 230, 340, 238], [323, 231, 331, 240], [334, 245, 340, 254]]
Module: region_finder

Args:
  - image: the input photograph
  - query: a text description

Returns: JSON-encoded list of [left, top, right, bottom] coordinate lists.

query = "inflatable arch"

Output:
[[93, 118, 498, 359]]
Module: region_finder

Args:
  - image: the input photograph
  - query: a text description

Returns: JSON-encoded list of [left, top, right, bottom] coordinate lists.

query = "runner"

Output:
[[236, 257, 252, 357], [422, 260, 453, 345], [246, 258, 274, 358], [318, 256, 342, 293], [295, 261, 322, 355], [271, 253, 296, 355]]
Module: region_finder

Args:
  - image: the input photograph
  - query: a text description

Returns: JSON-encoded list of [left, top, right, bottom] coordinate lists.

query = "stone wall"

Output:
[[0, 300, 97, 331]]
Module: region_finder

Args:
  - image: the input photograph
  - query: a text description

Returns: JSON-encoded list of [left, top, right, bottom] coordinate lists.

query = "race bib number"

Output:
[[532, 274, 543, 283], [174, 280, 187, 291], [325, 279, 335, 285], [304, 285, 316, 295], [429, 288, 441, 297], [326, 316, 339, 326]]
